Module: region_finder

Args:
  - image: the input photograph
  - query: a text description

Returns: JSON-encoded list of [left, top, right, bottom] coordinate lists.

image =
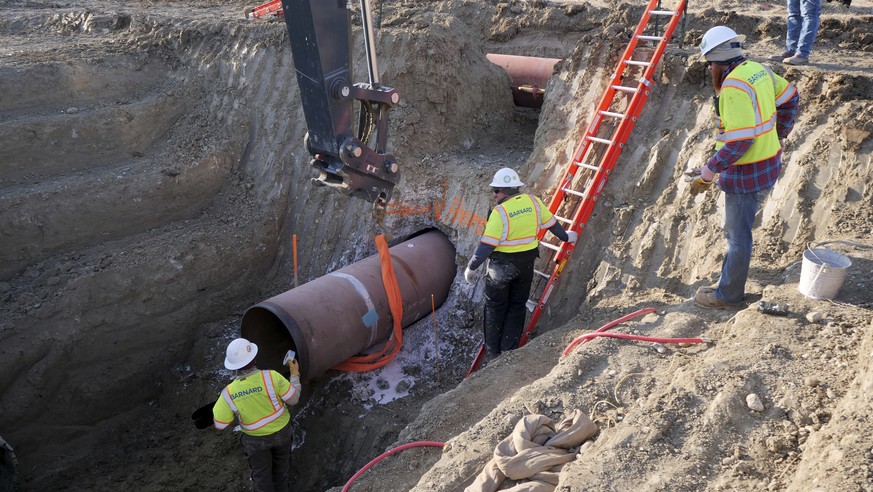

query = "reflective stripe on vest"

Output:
[[220, 370, 286, 432], [492, 195, 548, 252], [495, 195, 542, 246], [712, 61, 783, 165], [716, 78, 777, 142], [775, 82, 797, 106]]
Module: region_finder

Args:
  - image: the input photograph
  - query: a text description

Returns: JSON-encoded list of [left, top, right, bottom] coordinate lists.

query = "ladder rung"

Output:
[[587, 136, 613, 145], [577, 162, 600, 171], [533, 269, 550, 279], [525, 299, 537, 312], [612, 85, 638, 94], [625, 60, 651, 67], [637, 35, 663, 41], [648, 10, 675, 16], [599, 110, 625, 119], [562, 187, 586, 198], [540, 241, 561, 252], [553, 215, 572, 225]]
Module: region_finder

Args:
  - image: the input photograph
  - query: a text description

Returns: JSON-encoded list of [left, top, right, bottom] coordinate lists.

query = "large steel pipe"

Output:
[[486, 53, 560, 108], [241, 230, 456, 380]]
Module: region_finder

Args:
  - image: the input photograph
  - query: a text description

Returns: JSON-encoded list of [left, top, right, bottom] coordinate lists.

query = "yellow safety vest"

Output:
[[481, 193, 556, 253], [712, 61, 797, 164], [212, 370, 296, 436]]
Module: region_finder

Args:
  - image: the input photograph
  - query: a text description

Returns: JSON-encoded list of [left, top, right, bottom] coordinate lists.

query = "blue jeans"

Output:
[[716, 189, 768, 304], [786, 0, 821, 57]]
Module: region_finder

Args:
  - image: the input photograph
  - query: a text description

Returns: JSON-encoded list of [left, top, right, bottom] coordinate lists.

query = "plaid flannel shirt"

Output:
[[705, 58, 800, 194]]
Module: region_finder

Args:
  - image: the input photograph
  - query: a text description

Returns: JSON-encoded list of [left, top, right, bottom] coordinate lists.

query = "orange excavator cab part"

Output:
[[247, 0, 284, 20]]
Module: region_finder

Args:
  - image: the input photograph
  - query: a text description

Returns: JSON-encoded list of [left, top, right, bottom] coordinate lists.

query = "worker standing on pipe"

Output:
[[213, 338, 302, 492], [687, 26, 799, 309], [464, 168, 578, 360]]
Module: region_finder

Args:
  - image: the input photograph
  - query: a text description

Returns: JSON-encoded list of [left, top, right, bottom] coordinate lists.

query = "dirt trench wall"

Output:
[[0, 17, 287, 456], [0, 3, 517, 469]]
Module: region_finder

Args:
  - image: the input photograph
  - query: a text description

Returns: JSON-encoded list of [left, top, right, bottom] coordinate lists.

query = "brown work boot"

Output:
[[696, 283, 719, 294], [769, 51, 794, 62], [694, 288, 741, 309], [783, 54, 809, 65]]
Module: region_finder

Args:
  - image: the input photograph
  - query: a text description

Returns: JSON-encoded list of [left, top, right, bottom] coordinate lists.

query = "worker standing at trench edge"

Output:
[[688, 26, 800, 309], [213, 338, 302, 492], [464, 168, 578, 359]]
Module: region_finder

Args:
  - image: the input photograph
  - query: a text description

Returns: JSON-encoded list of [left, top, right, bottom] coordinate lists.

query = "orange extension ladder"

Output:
[[467, 0, 687, 377]]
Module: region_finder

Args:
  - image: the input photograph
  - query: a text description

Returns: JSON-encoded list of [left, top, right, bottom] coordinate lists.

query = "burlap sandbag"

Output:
[[465, 409, 598, 492]]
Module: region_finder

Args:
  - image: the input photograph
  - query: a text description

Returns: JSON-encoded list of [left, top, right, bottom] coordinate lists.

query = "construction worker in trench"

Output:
[[464, 167, 578, 358], [688, 26, 800, 308], [213, 338, 302, 492]]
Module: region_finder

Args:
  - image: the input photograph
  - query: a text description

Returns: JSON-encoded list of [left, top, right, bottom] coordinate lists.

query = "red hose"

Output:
[[562, 308, 655, 356], [562, 308, 708, 357], [342, 441, 445, 492]]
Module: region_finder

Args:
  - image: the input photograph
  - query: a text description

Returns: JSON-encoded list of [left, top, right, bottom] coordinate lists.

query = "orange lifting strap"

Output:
[[333, 234, 405, 372]]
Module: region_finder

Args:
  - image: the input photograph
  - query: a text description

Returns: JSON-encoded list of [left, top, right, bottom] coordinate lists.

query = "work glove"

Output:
[[684, 165, 715, 196], [689, 176, 714, 196], [288, 359, 300, 377], [566, 231, 579, 244], [464, 266, 478, 285]]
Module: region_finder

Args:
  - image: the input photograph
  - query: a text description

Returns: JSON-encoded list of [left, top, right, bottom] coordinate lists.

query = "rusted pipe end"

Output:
[[241, 229, 456, 380], [486, 53, 561, 108]]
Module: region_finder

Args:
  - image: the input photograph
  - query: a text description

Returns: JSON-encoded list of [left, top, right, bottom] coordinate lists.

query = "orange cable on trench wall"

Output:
[[292, 234, 299, 288]]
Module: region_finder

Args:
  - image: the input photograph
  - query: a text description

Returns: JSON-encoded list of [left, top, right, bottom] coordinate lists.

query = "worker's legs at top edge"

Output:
[[716, 190, 766, 304], [483, 258, 518, 356], [786, 0, 821, 58]]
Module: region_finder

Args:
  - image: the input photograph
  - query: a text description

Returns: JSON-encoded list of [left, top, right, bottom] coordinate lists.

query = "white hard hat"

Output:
[[699, 26, 745, 57], [224, 338, 258, 370], [489, 167, 524, 188]]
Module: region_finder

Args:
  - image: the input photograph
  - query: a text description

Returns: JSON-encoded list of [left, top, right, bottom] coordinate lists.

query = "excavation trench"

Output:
[[0, 9, 545, 487], [6, 2, 872, 490]]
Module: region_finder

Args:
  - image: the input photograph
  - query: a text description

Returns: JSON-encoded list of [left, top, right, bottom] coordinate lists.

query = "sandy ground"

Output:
[[1, 0, 872, 490]]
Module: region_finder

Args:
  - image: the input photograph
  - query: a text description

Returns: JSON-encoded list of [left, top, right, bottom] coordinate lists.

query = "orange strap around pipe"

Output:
[[333, 234, 405, 371]]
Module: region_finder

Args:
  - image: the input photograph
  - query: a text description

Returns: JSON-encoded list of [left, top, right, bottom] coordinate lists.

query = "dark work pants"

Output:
[[483, 249, 538, 355], [240, 420, 294, 492]]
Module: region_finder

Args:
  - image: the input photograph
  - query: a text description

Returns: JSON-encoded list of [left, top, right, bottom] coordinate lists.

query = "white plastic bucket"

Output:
[[798, 247, 851, 300]]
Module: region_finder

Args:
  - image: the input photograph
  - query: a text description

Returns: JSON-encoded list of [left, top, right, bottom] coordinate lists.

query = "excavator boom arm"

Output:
[[279, 0, 400, 203]]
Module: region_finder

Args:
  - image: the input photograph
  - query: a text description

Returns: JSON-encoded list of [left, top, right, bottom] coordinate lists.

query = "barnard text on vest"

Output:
[[231, 387, 264, 399], [508, 207, 533, 218]]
